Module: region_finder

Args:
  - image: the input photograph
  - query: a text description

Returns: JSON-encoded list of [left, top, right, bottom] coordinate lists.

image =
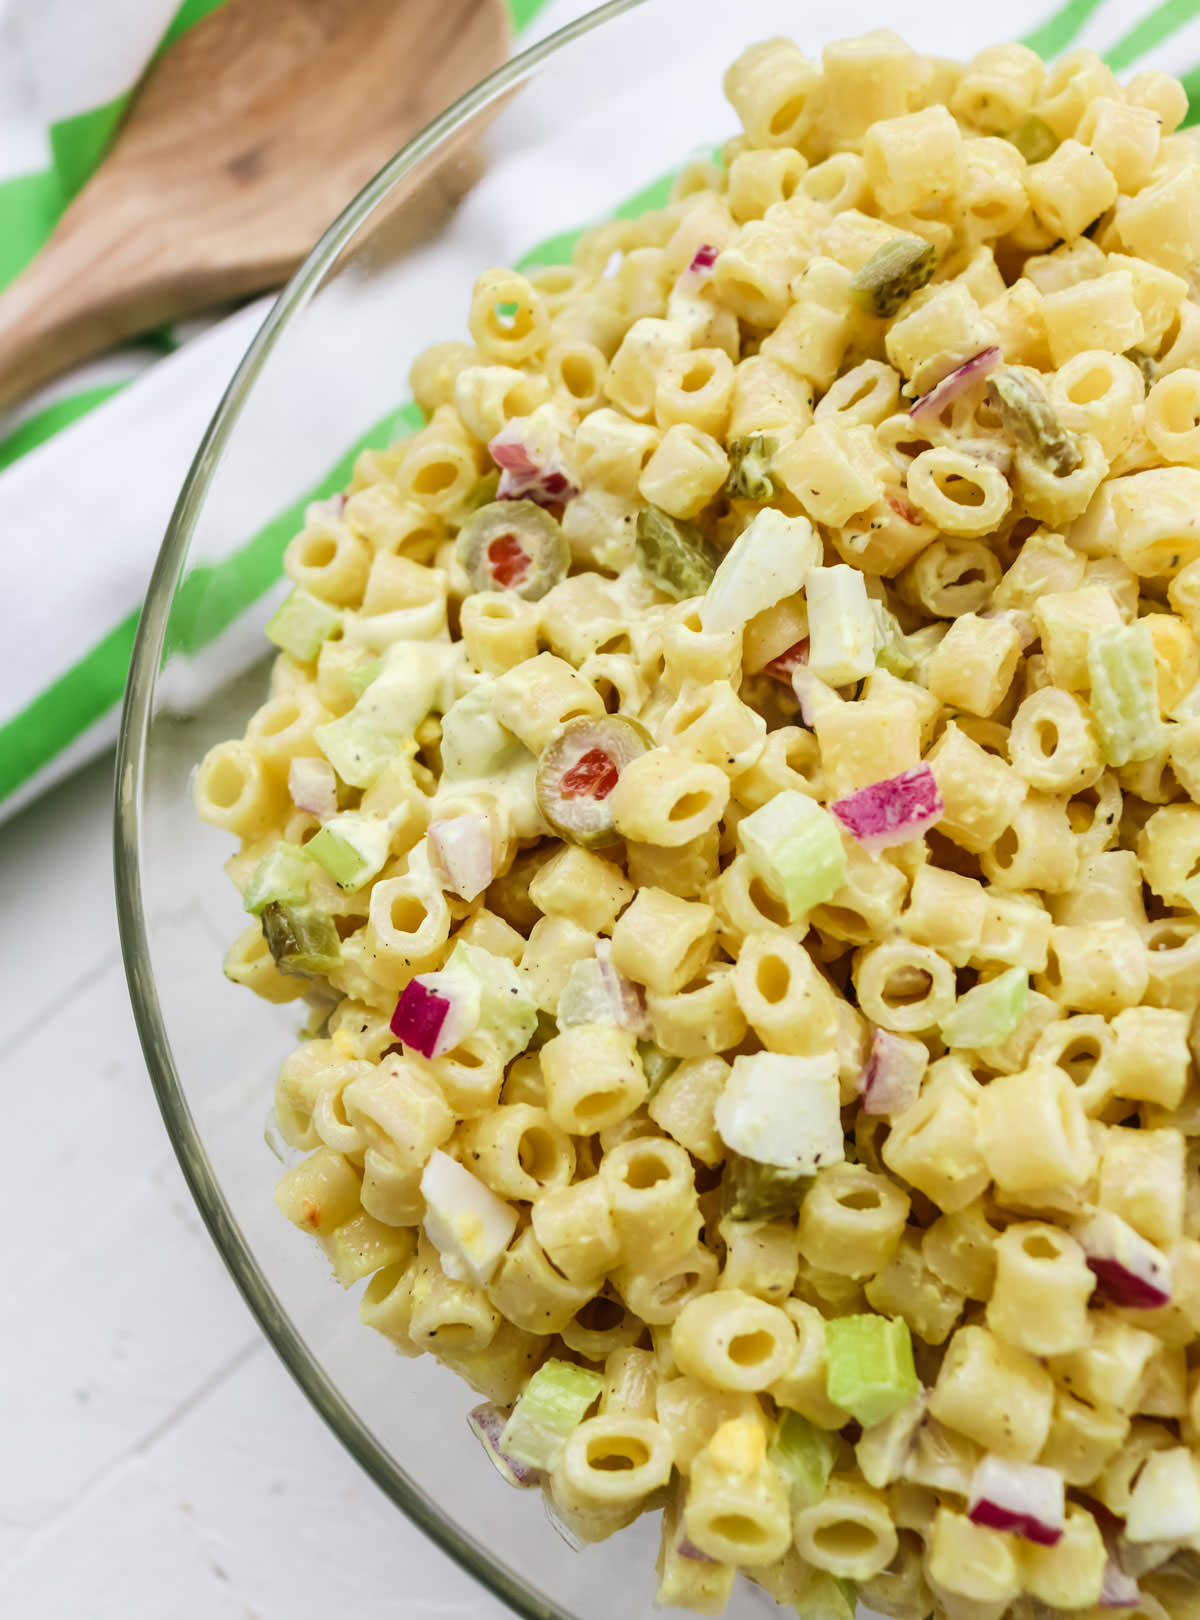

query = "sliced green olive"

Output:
[[1006, 114, 1059, 165], [635, 505, 720, 601], [848, 237, 937, 319], [456, 499, 569, 601], [536, 716, 652, 848], [987, 368, 1082, 476], [261, 901, 342, 977], [724, 434, 779, 502], [721, 1154, 812, 1222]]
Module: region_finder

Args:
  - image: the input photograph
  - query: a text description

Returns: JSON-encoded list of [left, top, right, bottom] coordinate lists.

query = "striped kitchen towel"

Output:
[[2, 0, 1200, 820]]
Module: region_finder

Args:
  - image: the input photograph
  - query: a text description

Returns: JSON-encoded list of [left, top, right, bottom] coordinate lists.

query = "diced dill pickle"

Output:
[[456, 500, 569, 601], [635, 505, 720, 601], [724, 434, 779, 502], [848, 237, 937, 319], [1007, 114, 1059, 165], [261, 901, 342, 977], [456, 469, 501, 523], [1128, 350, 1158, 390], [637, 1040, 681, 1098], [721, 1154, 812, 1222], [535, 716, 652, 848], [987, 368, 1082, 475]]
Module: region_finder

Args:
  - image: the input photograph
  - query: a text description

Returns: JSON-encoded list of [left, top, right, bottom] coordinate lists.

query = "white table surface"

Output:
[[1, 750, 511, 1620]]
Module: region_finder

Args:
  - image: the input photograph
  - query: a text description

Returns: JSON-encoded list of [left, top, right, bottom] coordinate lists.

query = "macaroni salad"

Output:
[[196, 30, 1200, 1620]]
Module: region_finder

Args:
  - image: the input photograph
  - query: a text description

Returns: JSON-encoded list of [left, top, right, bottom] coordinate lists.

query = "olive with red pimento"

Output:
[[535, 716, 651, 847], [456, 500, 569, 602]]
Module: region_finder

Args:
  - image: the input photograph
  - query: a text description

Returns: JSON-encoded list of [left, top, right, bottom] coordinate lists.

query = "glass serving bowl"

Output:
[[115, 1, 1081, 1614]]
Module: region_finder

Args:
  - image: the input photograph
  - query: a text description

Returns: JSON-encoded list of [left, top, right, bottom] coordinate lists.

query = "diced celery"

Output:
[[738, 790, 847, 922], [260, 901, 341, 977], [700, 508, 821, 634], [1087, 623, 1164, 766], [313, 712, 401, 789], [315, 642, 457, 788], [796, 1571, 857, 1620], [265, 586, 342, 662], [938, 967, 1028, 1051], [305, 812, 393, 891], [715, 1052, 843, 1175], [637, 1040, 680, 1098], [806, 565, 877, 686], [499, 1358, 604, 1471], [444, 941, 538, 1063], [345, 658, 383, 698], [825, 1315, 918, 1428], [440, 683, 525, 782], [721, 1155, 811, 1222], [243, 841, 311, 917], [870, 599, 914, 677], [769, 1411, 839, 1511]]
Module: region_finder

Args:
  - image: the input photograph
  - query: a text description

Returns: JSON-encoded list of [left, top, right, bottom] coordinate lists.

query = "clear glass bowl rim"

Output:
[[113, 6, 647, 1618]]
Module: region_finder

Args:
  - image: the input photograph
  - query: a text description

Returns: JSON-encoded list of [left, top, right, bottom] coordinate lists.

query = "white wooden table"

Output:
[[0, 750, 510, 1620]]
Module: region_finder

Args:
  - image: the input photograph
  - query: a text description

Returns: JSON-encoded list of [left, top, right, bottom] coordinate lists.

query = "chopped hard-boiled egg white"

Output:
[[714, 1051, 843, 1173], [806, 564, 877, 686], [1124, 1448, 1200, 1543], [419, 1150, 518, 1286], [699, 508, 821, 633]]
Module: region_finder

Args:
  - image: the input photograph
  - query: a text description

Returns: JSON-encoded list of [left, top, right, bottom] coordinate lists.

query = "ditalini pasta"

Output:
[[197, 28, 1200, 1618]]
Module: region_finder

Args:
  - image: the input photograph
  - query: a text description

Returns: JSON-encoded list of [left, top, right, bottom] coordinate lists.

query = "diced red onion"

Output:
[[391, 971, 475, 1059], [689, 242, 718, 273], [489, 438, 540, 478], [468, 1402, 543, 1489], [832, 764, 944, 853], [885, 489, 923, 525], [967, 1456, 1064, 1547], [307, 493, 346, 523], [1100, 1559, 1142, 1609], [288, 756, 338, 819], [1072, 1211, 1172, 1309], [909, 347, 1001, 425], [428, 815, 494, 902], [489, 417, 580, 509], [764, 638, 810, 683], [559, 945, 650, 1036], [964, 437, 1013, 473], [860, 1029, 925, 1117], [980, 607, 1036, 650], [596, 940, 652, 1037]]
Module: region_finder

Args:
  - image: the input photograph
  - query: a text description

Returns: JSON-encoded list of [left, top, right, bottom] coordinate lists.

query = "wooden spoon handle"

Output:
[[0, 0, 510, 412], [0, 193, 273, 407]]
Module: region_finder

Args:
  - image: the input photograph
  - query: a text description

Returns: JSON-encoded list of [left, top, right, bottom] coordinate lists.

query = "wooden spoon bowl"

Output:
[[0, 0, 509, 410]]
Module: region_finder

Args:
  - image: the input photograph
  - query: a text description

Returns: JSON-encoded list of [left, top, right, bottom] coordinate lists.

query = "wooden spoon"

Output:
[[0, 0, 510, 410]]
